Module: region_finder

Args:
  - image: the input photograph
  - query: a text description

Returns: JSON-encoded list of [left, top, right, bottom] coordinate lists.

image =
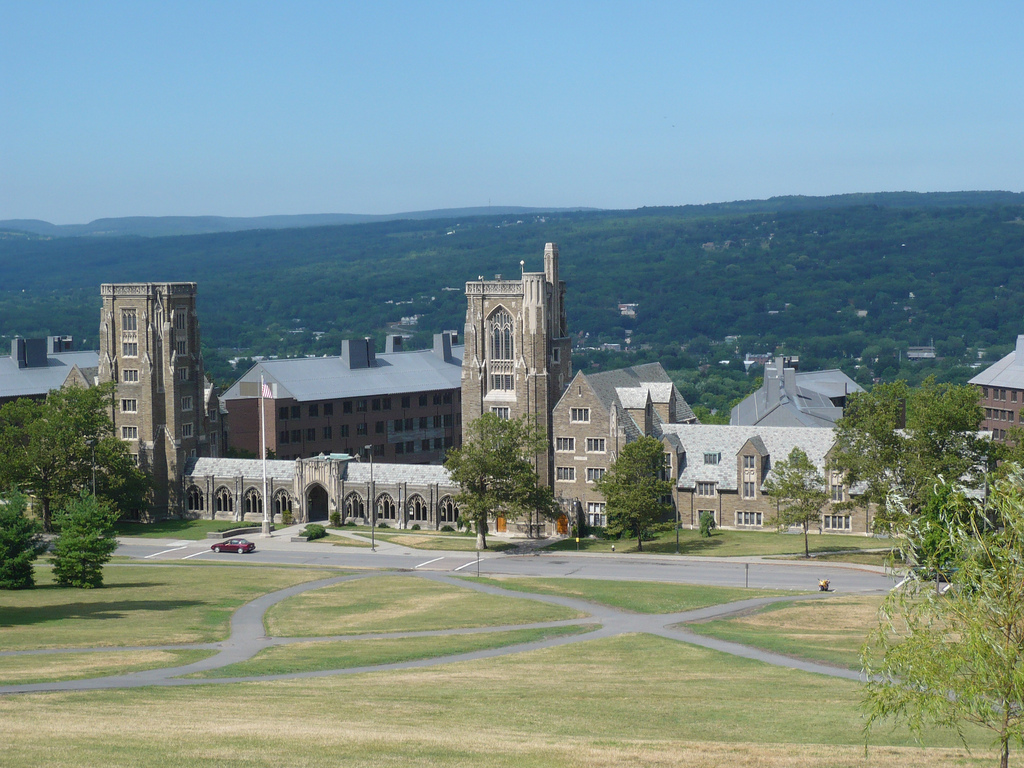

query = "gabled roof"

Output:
[[0, 350, 99, 400], [659, 424, 836, 492], [184, 456, 455, 486], [970, 335, 1024, 389], [567, 362, 696, 425], [731, 360, 862, 428]]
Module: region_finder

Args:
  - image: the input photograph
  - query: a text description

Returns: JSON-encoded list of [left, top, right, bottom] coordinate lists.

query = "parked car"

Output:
[[211, 538, 256, 554]]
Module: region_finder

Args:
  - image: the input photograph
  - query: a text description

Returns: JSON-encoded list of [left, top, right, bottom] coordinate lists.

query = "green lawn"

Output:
[[114, 519, 262, 540], [0, 565, 335, 651], [186, 625, 595, 678], [370, 532, 516, 552], [323, 533, 373, 547], [0, 634, 992, 767], [0, 648, 214, 686], [769, 550, 894, 567], [461, 576, 794, 613], [685, 594, 884, 670], [264, 574, 584, 636], [546, 528, 885, 558]]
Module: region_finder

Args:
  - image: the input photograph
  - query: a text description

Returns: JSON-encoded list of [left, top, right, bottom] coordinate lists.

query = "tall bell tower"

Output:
[[461, 243, 572, 487]]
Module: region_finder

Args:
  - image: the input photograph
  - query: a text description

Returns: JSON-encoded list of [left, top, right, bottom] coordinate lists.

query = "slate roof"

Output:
[[658, 424, 837, 492], [731, 363, 862, 428], [969, 335, 1024, 389], [0, 351, 99, 400], [222, 345, 464, 403], [582, 362, 696, 425], [184, 456, 455, 487], [185, 457, 296, 481]]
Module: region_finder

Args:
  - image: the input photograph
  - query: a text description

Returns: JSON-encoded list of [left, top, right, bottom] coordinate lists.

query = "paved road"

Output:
[[0, 570, 863, 696], [115, 531, 897, 594]]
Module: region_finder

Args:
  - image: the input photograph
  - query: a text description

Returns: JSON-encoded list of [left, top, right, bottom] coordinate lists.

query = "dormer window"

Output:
[[703, 452, 721, 465]]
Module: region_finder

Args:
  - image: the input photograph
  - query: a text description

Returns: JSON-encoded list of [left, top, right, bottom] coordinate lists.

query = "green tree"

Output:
[[863, 469, 1024, 768], [763, 447, 828, 558], [0, 383, 150, 531], [0, 492, 46, 589], [596, 436, 673, 551], [51, 493, 120, 589], [830, 376, 986, 533], [444, 414, 557, 550]]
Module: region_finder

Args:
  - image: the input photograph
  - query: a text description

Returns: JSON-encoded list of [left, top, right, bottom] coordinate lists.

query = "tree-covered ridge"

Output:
[[1, 195, 1022, 397]]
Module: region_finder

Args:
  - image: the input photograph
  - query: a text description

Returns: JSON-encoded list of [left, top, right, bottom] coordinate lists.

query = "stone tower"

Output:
[[462, 243, 572, 487], [99, 283, 210, 517]]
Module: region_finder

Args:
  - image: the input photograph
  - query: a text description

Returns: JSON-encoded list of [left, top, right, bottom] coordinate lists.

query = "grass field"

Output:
[[0, 649, 215, 686], [368, 533, 516, 551], [0, 565, 334, 650], [323, 533, 373, 547], [113, 519, 259, 540], [461, 576, 794, 613], [186, 625, 595, 678], [0, 633, 992, 767], [546, 528, 886, 557], [685, 594, 884, 669], [264, 575, 583, 636]]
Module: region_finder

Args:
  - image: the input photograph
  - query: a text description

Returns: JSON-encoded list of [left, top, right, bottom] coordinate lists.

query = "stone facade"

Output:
[[461, 243, 572, 488], [98, 283, 221, 518]]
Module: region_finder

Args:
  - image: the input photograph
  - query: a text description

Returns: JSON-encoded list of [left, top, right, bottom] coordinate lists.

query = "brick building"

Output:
[[969, 334, 1024, 441]]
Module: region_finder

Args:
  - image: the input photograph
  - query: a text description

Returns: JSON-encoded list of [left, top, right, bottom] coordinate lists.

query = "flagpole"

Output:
[[260, 374, 271, 538]]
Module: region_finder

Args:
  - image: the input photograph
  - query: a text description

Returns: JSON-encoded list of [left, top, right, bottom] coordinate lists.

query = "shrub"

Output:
[[410, 523, 420, 530], [329, 510, 341, 527], [281, 509, 293, 525], [377, 521, 389, 529], [0, 493, 46, 590], [699, 510, 717, 539], [52, 493, 119, 589], [302, 524, 327, 541], [344, 520, 356, 527], [440, 525, 455, 532]]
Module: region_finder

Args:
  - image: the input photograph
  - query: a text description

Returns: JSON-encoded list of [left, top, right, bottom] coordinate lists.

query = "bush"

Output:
[[410, 523, 420, 530], [329, 511, 341, 527], [699, 510, 717, 539], [302, 524, 327, 541], [281, 509, 293, 525], [344, 520, 356, 526], [52, 493, 119, 589], [440, 525, 455, 532], [0, 493, 46, 590], [377, 521, 389, 529]]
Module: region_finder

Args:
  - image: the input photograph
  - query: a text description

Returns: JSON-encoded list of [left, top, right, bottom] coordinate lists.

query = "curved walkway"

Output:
[[0, 572, 860, 696]]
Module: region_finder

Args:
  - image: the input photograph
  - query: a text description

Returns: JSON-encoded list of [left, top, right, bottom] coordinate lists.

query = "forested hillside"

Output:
[[2, 193, 1023, 412]]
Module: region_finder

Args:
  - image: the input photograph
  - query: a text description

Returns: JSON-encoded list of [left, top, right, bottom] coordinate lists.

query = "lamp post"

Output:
[[85, 438, 97, 496], [364, 444, 375, 552]]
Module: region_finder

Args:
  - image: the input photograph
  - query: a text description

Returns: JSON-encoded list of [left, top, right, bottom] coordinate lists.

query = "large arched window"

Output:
[[376, 493, 397, 521], [215, 488, 233, 514], [489, 308, 514, 361], [344, 492, 364, 520], [407, 494, 428, 522], [186, 486, 204, 513], [243, 489, 263, 517], [274, 490, 292, 519], [438, 495, 459, 523]]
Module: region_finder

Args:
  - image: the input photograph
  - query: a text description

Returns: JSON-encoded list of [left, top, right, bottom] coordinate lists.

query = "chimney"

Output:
[[1015, 335, 1024, 366], [385, 334, 404, 353], [341, 339, 369, 369], [11, 338, 26, 369], [433, 331, 453, 362], [443, 329, 459, 344], [783, 365, 798, 405], [49, 335, 73, 353], [365, 337, 376, 366]]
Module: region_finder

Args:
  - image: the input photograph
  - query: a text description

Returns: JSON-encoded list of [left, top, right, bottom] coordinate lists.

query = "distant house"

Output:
[[0, 336, 98, 406], [730, 358, 863, 428], [969, 334, 1024, 441], [907, 346, 936, 360]]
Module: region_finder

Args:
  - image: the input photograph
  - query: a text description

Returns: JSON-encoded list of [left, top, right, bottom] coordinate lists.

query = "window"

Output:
[[356, 399, 367, 412], [382, 397, 391, 410], [742, 481, 756, 499], [489, 308, 514, 360], [419, 394, 428, 406], [824, 515, 851, 530], [586, 438, 605, 453], [340, 424, 349, 437], [323, 426, 332, 439], [405, 440, 415, 453], [1015, 391, 1019, 403], [703, 452, 721, 465], [831, 484, 844, 502], [181, 396, 193, 411], [279, 407, 289, 420], [121, 399, 137, 413], [736, 511, 763, 526], [279, 430, 289, 444], [395, 442, 405, 454], [556, 437, 575, 451], [696, 482, 715, 497], [571, 408, 590, 423], [394, 419, 403, 432], [290, 405, 300, 419], [291, 429, 301, 443], [433, 415, 442, 428], [343, 400, 352, 414], [175, 340, 187, 355], [178, 367, 189, 381], [490, 373, 514, 391], [122, 369, 139, 383], [404, 418, 414, 430], [122, 341, 138, 357], [309, 404, 318, 417], [121, 426, 138, 440], [356, 423, 367, 436], [443, 392, 452, 404], [556, 466, 576, 481], [587, 502, 607, 527], [552, 348, 560, 363], [743, 455, 755, 469], [374, 421, 384, 434], [372, 398, 381, 411], [402, 396, 411, 408], [586, 467, 606, 482], [433, 394, 442, 405], [121, 309, 138, 331], [182, 423, 193, 438], [323, 403, 333, 416], [662, 452, 673, 480], [433, 437, 443, 449], [306, 428, 316, 441], [419, 416, 428, 429], [490, 407, 510, 420], [173, 310, 186, 330], [422, 440, 431, 452]]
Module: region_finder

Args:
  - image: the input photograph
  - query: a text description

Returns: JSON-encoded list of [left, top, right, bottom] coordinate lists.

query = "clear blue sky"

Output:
[[2, 1, 1022, 223]]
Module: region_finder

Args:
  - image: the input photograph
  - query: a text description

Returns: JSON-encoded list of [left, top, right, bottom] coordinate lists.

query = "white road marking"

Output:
[[452, 559, 481, 572], [414, 556, 444, 569], [181, 550, 209, 560], [144, 546, 186, 559]]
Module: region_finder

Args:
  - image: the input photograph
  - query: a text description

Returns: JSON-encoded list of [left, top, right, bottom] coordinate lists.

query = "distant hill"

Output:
[[0, 206, 598, 239]]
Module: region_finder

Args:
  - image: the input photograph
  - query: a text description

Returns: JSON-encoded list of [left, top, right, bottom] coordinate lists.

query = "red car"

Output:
[[211, 538, 256, 554]]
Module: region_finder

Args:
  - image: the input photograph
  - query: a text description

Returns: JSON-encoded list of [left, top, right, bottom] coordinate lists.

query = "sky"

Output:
[[2, 1, 1023, 224]]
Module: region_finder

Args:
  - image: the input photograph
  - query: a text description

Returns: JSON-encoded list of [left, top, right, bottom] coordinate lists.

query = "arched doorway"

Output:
[[306, 484, 329, 522], [556, 515, 569, 535]]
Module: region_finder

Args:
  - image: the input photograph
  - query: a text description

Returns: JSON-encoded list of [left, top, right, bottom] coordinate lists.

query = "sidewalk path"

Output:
[[0, 571, 862, 696]]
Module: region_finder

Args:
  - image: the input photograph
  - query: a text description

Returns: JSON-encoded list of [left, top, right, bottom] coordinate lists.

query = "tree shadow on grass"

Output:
[[0, 599, 204, 628]]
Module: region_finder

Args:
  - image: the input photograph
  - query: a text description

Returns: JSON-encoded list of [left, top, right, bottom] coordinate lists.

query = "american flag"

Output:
[[262, 382, 272, 399]]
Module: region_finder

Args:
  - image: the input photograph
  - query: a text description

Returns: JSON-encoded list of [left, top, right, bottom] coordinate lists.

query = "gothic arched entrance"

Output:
[[306, 484, 329, 522]]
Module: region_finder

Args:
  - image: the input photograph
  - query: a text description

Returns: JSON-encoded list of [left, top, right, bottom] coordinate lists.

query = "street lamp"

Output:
[[364, 444, 375, 552], [85, 438, 97, 496]]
